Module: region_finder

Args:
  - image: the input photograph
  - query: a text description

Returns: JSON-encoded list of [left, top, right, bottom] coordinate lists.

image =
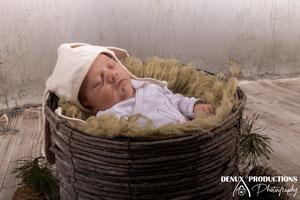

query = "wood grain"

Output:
[[0, 108, 43, 200], [240, 77, 300, 199]]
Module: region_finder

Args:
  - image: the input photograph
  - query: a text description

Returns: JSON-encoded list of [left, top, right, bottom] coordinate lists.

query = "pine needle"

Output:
[[12, 156, 59, 200], [239, 113, 273, 175]]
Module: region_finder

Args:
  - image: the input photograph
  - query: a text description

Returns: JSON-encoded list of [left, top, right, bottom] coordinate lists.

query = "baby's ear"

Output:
[[86, 105, 98, 114], [81, 101, 98, 114]]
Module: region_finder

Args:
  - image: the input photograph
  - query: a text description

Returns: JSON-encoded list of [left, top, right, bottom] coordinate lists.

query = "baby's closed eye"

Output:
[[94, 75, 103, 88], [107, 60, 116, 69]]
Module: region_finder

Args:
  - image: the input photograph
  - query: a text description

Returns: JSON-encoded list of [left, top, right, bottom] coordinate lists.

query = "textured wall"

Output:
[[1, 0, 300, 109]]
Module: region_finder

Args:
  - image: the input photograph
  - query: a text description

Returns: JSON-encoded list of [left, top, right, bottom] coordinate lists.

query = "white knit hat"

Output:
[[45, 43, 135, 112]]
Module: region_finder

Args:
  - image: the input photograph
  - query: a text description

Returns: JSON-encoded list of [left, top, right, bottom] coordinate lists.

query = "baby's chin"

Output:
[[119, 81, 135, 100]]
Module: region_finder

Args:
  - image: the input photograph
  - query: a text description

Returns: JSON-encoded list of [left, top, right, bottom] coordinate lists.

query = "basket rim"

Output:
[[45, 86, 246, 143]]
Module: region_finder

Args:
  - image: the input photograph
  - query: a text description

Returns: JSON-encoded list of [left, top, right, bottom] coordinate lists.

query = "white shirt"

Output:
[[96, 80, 199, 128]]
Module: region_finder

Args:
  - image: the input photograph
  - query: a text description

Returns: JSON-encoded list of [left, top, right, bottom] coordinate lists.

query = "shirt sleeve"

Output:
[[162, 85, 201, 119]]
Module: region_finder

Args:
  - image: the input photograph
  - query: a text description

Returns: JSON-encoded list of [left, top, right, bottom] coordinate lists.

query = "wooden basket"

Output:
[[44, 87, 246, 200]]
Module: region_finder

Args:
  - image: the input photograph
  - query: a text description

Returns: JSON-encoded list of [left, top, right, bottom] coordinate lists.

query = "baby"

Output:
[[45, 43, 216, 127], [43, 43, 215, 163], [77, 50, 215, 128]]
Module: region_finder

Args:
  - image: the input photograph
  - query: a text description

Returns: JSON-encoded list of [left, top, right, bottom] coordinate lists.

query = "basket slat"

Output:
[[44, 88, 246, 200]]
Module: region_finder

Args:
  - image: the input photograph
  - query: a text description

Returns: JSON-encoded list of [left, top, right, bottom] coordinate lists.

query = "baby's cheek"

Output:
[[100, 87, 114, 101]]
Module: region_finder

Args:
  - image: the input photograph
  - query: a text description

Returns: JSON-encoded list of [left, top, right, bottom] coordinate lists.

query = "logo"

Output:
[[221, 175, 298, 198], [233, 177, 251, 197]]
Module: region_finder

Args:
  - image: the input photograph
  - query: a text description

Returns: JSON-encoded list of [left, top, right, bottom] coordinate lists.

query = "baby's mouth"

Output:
[[117, 79, 124, 89]]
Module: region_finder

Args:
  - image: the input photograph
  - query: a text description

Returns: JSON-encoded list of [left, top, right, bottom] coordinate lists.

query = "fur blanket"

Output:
[[58, 57, 240, 138]]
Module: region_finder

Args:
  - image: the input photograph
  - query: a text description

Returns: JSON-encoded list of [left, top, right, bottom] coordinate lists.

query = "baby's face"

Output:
[[79, 53, 134, 114]]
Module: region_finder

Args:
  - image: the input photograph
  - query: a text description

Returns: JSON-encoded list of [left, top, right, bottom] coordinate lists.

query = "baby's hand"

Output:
[[193, 103, 216, 116]]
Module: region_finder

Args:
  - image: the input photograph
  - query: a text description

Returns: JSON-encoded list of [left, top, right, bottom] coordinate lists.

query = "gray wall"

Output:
[[1, 0, 300, 109]]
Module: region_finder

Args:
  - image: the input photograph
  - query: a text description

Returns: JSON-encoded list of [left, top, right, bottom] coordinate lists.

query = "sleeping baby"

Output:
[[45, 43, 215, 128], [43, 43, 216, 163], [78, 52, 215, 127]]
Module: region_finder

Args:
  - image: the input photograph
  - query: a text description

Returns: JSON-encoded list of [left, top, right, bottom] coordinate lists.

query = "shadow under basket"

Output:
[[44, 88, 246, 200]]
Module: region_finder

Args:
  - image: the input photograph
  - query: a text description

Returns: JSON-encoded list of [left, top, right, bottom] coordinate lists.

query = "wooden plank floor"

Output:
[[239, 77, 300, 199], [0, 77, 299, 199], [0, 107, 43, 200]]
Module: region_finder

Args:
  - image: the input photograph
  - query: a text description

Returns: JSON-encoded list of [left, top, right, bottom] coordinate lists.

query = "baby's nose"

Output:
[[107, 70, 118, 83]]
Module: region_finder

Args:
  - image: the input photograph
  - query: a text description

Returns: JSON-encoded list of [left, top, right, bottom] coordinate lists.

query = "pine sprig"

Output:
[[240, 113, 273, 175], [12, 156, 60, 200]]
